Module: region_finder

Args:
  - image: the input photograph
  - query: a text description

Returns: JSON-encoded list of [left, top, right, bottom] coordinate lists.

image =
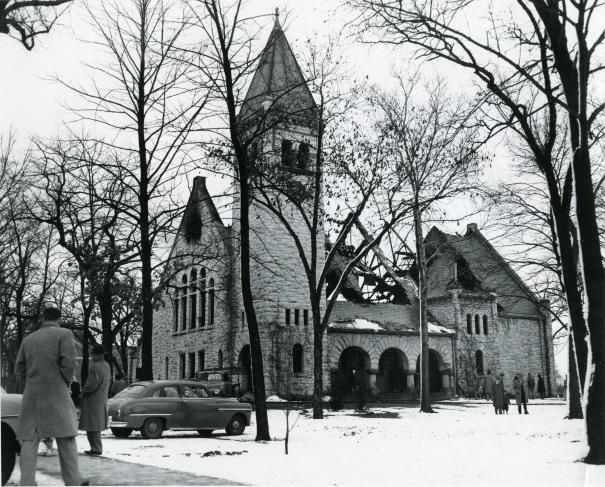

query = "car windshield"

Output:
[[114, 384, 147, 398]]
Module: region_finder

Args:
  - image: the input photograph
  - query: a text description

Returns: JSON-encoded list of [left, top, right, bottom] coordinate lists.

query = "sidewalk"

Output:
[[8, 454, 245, 486]]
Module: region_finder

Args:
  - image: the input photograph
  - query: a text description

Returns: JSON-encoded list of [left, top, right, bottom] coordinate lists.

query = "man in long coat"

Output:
[[513, 373, 529, 414], [79, 344, 111, 455], [15, 307, 84, 486]]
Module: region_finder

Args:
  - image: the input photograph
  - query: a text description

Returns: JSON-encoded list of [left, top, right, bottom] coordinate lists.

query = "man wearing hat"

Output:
[[79, 344, 111, 455], [15, 306, 85, 485]]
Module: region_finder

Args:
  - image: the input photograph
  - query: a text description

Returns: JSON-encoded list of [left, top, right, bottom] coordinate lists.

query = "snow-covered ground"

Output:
[[78, 402, 603, 486]]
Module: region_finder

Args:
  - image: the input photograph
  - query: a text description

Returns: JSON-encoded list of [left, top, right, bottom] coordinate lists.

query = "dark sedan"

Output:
[[107, 380, 252, 439]]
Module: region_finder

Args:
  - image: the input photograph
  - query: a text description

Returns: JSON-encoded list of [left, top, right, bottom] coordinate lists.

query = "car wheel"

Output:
[[197, 430, 214, 437], [141, 418, 164, 439], [1, 437, 16, 486], [111, 427, 133, 438], [226, 414, 246, 436]]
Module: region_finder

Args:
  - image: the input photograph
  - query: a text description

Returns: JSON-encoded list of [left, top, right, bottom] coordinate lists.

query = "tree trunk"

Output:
[[414, 206, 433, 413], [240, 174, 271, 441], [312, 301, 324, 419], [567, 333, 583, 419], [97, 286, 114, 377]]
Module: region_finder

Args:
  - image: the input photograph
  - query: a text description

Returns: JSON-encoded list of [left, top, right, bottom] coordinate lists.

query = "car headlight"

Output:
[[116, 408, 120, 418]]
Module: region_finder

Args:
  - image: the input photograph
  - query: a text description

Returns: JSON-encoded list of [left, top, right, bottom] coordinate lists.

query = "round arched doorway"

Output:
[[415, 349, 443, 393], [378, 348, 407, 393], [238, 345, 252, 393], [338, 346, 371, 394]]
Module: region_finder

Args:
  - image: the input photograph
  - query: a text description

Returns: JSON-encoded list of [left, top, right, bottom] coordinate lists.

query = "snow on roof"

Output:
[[328, 318, 384, 332], [428, 322, 453, 334]]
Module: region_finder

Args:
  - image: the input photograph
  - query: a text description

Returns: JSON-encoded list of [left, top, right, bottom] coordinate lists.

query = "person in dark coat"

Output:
[[71, 381, 81, 409], [527, 372, 536, 399], [108, 373, 127, 398], [491, 374, 504, 414], [79, 344, 111, 455], [513, 374, 529, 414], [15, 306, 85, 486], [537, 374, 546, 399]]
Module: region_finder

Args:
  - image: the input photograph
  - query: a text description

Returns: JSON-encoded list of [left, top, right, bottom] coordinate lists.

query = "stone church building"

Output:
[[152, 16, 555, 399]]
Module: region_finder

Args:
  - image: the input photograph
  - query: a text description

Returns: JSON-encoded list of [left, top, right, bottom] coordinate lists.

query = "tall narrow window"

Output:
[[294, 309, 300, 326], [304, 309, 309, 327], [174, 287, 180, 333], [198, 350, 205, 371], [285, 309, 291, 326], [179, 353, 186, 379], [297, 142, 310, 168], [475, 350, 484, 375], [474, 314, 481, 335], [483, 315, 489, 335], [466, 314, 472, 334], [165, 357, 169, 380], [200, 268, 206, 327], [218, 349, 223, 369], [208, 278, 215, 326], [181, 275, 188, 330], [190, 269, 197, 329], [281, 140, 294, 166], [189, 352, 196, 378], [293, 344, 303, 373]]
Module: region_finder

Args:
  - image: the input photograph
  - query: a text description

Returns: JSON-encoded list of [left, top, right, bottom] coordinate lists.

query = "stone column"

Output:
[[368, 368, 378, 395], [406, 370, 416, 392]]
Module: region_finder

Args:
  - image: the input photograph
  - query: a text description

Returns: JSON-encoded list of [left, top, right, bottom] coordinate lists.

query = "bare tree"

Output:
[[61, 0, 211, 381], [369, 77, 483, 412], [348, 0, 604, 462], [0, 0, 72, 49]]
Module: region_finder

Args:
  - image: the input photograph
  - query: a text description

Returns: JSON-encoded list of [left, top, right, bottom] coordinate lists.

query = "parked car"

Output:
[[107, 380, 252, 439], [1, 387, 22, 485]]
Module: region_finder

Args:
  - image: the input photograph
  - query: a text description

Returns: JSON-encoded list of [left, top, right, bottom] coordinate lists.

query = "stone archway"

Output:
[[415, 349, 444, 393], [238, 345, 252, 393], [377, 348, 408, 393], [338, 346, 371, 394]]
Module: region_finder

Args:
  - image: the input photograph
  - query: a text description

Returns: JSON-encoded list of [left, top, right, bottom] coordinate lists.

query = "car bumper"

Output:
[[109, 420, 129, 428]]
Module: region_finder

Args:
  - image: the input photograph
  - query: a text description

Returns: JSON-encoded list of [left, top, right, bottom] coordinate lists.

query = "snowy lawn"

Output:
[[78, 402, 604, 486]]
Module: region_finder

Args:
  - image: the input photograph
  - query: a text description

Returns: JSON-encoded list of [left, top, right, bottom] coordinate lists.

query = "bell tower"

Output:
[[232, 12, 325, 396]]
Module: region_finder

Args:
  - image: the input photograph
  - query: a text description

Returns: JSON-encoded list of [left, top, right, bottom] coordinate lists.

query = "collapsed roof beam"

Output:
[[353, 218, 418, 304]]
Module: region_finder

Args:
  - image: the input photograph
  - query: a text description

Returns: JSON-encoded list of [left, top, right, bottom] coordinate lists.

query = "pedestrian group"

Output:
[[483, 369, 546, 415]]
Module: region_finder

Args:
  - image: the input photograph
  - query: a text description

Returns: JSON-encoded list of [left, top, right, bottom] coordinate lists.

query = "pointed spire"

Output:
[[240, 11, 317, 127]]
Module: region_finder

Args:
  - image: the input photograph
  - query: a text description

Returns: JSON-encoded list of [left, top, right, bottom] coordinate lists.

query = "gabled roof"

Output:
[[240, 14, 317, 125]]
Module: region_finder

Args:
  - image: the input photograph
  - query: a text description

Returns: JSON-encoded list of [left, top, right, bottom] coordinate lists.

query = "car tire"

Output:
[[226, 414, 246, 436], [141, 418, 164, 439], [1, 437, 16, 486], [111, 427, 133, 438], [197, 429, 214, 437]]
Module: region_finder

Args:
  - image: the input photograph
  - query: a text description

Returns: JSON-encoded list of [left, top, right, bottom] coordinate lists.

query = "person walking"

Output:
[[491, 373, 504, 414], [513, 373, 529, 414], [501, 373, 510, 414], [527, 372, 536, 399], [15, 306, 86, 486], [108, 373, 127, 398], [484, 370, 494, 401], [537, 374, 546, 399], [79, 344, 111, 456]]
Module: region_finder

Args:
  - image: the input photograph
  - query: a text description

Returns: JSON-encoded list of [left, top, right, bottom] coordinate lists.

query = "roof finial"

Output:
[[274, 7, 279, 24]]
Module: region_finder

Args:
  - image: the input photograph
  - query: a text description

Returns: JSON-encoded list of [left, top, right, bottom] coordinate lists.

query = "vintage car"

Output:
[[1, 387, 22, 485], [107, 380, 252, 439]]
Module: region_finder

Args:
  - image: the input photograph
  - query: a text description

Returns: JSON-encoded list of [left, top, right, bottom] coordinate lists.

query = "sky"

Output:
[[0, 0, 568, 375]]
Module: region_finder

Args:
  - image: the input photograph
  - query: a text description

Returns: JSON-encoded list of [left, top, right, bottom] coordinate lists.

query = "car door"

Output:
[[181, 385, 219, 429], [148, 385, 184, 428]]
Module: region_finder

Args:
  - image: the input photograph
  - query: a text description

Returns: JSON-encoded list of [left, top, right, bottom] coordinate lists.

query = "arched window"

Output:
[[173, 286, 180, 333], [165, 357, 169, 379], [190, 269, 197, 329], [281, 140, 294, 166], [218, 349, 223, 369], [466, 314, 472, 334], [208, 278, 215, 326], [198, 350, 205, 371], [474, 314, 480, 335], [200, 268, 206, 327], [181, 274, 188, 330], [475, 350, 484, 375], [297, 142, 310, 168], [293, 344, 303, 373], [483, 315, 488, 335]]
